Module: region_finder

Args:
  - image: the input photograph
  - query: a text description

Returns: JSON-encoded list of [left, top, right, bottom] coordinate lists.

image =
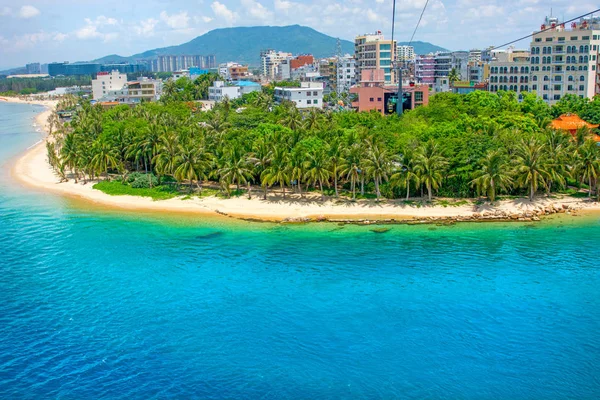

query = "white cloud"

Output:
[[211, 1, 237, 24], [134, 18, 158, 36], [75, 16, 120, 42], [0, 7, 11, 16], [19, 5, 40, 19], [274, 0, 293, 12], [241, 0, 273, 21], [366, 9, 379, 22], [160, 10, 190, 29], [202, 16, 213, 23]]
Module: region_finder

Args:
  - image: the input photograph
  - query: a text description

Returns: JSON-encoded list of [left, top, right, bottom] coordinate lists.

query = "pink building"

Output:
[[350, 69, 429, 115]]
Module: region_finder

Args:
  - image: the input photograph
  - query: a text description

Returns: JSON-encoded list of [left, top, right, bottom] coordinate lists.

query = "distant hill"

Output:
[[94, 25, 355, 66], [93, 25, 448, 66], [398, 41, 448, 55]]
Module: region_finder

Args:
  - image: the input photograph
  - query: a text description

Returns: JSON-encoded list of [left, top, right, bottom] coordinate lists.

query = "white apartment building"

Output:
[[397, 45, 415, 62], [337, 56, 357, 92], [529, 16, 600, 104], [489, 48, 531, 97], [208, 81, 241, 102], [92, 70, 127, 100], [260, 50, 293, 79], [274, 82, 324, 109]]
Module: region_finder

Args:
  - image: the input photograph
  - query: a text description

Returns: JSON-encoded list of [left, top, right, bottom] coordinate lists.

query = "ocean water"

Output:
[[1, 102, 600, 399]]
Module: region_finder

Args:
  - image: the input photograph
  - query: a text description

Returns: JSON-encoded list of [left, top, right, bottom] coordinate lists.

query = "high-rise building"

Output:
[[25, 63, 41, 74], [416, 51, 469, 91], [150, 55, 216, 72], [336, 55, 357, 92], [260, 50, 293, 79], [415, 54, 435, 87], [397, 45, 415, 62], [529, 16, 600, 104], [468, 49, 482, 63], [355, 31, 397, 84]]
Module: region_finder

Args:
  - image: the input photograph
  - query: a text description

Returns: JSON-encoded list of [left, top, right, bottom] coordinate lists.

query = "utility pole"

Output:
[[396, 64, 403, 116]]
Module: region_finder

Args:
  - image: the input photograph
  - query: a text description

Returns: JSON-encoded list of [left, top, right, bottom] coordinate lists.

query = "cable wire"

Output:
[[408, 0, 431, 47], [490, 8, 600, 49]]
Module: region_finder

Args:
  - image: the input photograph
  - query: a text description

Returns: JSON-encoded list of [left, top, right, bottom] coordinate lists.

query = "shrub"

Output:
[[129, 173, 158, 188]]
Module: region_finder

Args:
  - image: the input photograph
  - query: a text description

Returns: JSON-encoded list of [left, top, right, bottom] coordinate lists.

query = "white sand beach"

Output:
[[10, 102, 600, 223]]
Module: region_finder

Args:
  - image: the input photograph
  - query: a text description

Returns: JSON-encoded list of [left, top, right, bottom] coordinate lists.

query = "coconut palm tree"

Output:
[[391, 146, 419, 200], [279, 107, 303, 131], [261, 145, 290, 199], [248, 136, 272, 200], [448, 68, 460, 84], [414, 140, 448, 201], [304, 109, 323, 131], [304, 148, 331, 201], [91, 142, 118, 181], [173, 143, 211, 192], [543, 129, 571, 194], [153, 132, 180, 180], [60, 132, 81, 183], [328, 139, 344, 197], [513, 139, 549, 201], [470, 150, 513, 202], [363, 145, 392, 202], [217, 145, 253, 197], [575, 140, 600, 198], [340, 143, 364, 200]]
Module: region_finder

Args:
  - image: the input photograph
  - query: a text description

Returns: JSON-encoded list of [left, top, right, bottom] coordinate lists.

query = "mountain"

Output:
[[94, 25, 355, 66], [398, 41, 448, 55]]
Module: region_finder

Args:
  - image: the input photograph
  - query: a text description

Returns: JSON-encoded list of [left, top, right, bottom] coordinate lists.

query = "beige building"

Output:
[[489, 48, 532, 98], [355, 31, 397, 84], [260, 50, 293, 79], [529, 16, 600, 104]]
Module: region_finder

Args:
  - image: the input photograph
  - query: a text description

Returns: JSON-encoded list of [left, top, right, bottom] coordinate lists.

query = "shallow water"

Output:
[[1, 102, 599, 399]]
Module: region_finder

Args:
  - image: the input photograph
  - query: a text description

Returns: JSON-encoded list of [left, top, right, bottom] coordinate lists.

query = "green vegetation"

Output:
[[45, 90, 600, 203], [0, 76, 92, 94], [93, 180, 179, 200]]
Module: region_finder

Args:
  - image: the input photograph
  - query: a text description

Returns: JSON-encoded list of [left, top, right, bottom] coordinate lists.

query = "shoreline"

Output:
[[9, 101, 600, 224]]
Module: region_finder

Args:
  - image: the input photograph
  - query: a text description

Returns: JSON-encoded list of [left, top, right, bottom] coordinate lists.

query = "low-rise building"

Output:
[[274, 82, 324, 109], [207, 80, 261, 102], [126, 78, 162, 103], [350, 69, 428, 115]]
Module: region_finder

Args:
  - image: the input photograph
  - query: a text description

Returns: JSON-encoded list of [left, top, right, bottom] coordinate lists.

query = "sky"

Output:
[[0, 0, 597, 69]]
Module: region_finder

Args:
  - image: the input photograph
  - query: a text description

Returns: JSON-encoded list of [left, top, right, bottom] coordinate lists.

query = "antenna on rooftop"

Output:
[[336, 38, 343, 95]]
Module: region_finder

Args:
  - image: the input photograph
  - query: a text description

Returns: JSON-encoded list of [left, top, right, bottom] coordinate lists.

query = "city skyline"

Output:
[[0, 0, 596, 69]]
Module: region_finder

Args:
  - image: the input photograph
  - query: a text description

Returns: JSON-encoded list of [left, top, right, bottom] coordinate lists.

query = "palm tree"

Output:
[[575, 140, 600, 198], [304, 148, 331, 201], [328, 140, 344, 197], [363, 145, 392, 202], [391, 146, 419, 200], [304, 109, 323, 131], [513, 139, 549, 201], [448, 68, 460, 84], [544, 129, 571, 194], [153, 132, 180, 180], [470, 150, 513, 202], [248, 136, 272, 200], [261, 146, 290, 199], [414, 140, 448, 201], [340, 143, 364, 200], [91, 142, 118, 181], [60, 132, 81, 183], [279, 107, 303, 131], [173, 143, 211, 192], [290, 147, 307, 197], [217, 145, 253, 197]]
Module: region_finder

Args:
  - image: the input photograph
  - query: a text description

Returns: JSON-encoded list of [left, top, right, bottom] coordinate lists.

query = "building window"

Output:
[[580, 76, 585, 81], [554, 85, 561, 91], [306, 100, 311, 104], [579, 85, 585, 91], [582, 36, 590, 40], [545, 37, 553, 41], [369, 97, 374, 102], [543, 85, 549, 90], [532, 84, 537, 90], [554, 94, 561, 100], [307, 91, 311, 96], [313, 91, 318, 96], [570, 36, 578, 40], [377, 97, 382, 102]]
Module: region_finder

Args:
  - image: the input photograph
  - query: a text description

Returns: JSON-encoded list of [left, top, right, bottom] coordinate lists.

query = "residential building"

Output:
[[48, 62, 102, 76], [150, 55, 215, 72], [451, 81, 488, 94], [529, 16, 600, 104], [290, 55, 314, 70], [397, 45, 415, 62], [274, 82, 324, 109], [350, 69, 429, 115], [355, 31, 397, 84], [234, 80, 262, 95], [337, 55, 357, 92], [189, 67, 211, 80], [92, 70, 127, 100], [25, 63, 41, 74], [126, 78, 162, 103], [468, 62, 488, 83], [488, 47, 531, 98], [219, 62, 250, 80], [468, 49, 482, 63], [415, 54, 435, 87], [208, 81, 241, 102], [260, 50, 293, 79]]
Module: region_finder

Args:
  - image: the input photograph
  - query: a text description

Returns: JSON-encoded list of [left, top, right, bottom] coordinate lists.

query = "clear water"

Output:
[[1, 102, 599, 399]]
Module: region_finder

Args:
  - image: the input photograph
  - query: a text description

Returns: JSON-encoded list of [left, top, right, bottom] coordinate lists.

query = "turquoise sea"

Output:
[[1, 102, 599, 399]]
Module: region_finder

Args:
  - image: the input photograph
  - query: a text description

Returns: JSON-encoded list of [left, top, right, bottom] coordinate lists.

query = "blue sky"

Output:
[[0, 0, 596, 69]]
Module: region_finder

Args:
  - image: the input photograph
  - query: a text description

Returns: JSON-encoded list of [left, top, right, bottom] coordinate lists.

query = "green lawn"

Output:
[[93, 181, 180, 201]]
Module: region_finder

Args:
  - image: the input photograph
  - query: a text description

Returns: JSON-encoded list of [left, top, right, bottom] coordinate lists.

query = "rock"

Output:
[[315, 215, 327, 222], [510, 214, 520, 220], [562, 204, 569, 210], [532, 216, 541, 221]]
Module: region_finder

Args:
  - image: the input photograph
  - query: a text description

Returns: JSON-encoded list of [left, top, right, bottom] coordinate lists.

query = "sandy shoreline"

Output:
[[9, 100, 600, 223]]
